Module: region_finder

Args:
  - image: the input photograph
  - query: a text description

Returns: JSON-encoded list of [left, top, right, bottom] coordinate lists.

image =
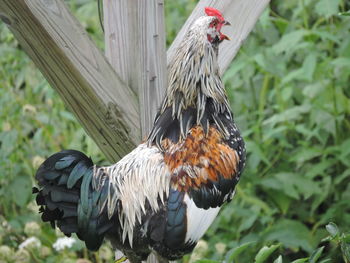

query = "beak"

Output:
[[220, 33, 231, 41], [221, 21, 231, 40]]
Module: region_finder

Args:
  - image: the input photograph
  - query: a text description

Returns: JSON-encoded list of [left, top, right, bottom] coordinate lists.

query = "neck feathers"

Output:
[[163, 30, 229, 117], [148, 24, 231, 148]]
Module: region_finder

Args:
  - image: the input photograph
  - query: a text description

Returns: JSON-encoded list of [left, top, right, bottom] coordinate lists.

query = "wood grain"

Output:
[[104, 0, 167, 138], [0, 0, 140, 162], [167, 0, 270, 75]]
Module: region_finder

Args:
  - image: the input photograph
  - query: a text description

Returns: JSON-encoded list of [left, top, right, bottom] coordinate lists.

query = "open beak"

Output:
[[221, 20, 231, 41], [221, 34, 231, 41]]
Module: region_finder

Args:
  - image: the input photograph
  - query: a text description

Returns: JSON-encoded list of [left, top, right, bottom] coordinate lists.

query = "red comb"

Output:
[[205, 7, 224, 21]]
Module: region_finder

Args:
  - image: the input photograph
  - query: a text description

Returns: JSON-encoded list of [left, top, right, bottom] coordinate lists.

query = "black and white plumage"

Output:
[[33, 7, 245, 263]]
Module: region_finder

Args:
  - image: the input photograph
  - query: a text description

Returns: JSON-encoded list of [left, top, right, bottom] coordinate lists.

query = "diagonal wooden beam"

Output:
[[168, 0, 270, 75], [0, 0, 140, 162]]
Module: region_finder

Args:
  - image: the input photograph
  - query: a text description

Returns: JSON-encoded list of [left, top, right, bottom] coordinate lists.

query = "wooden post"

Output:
[[104, 0, 167, 138]]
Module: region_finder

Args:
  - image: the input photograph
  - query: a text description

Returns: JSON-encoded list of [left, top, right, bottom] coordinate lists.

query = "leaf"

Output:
[[291, 259, 308, 263], [273, 173, 300, 200], [254, 49, 286, 76], [340, 240, 350, 262], [263, 219, 313, 252], [315, 0, 341, 18], [311, 110, 336, 137], [309, 246, 324, 263], [254, 244, 280, 263], [0, 130, 18, 158], [303, 82, 325, 99], [331, 57, 350, 69], [305, 160, 334, 179], [263, 105, 311, 127], [339, 11, 350, 16], [262, 126, 288, 141], [311, 177, 332, 213], [266, 190, 292, 214], [60, 110, 77, 122], [238, 213, 258, 232], [246, 140, 271, 167], [325, 222, 339, 237], [265, 172, 320, 200], [281, 86, 292, 101], [272, 30, 307, 54], [224, 59, 249, 81], [334, 168, 350, 184], [302, 53, 317, 81], [339, 139, 350, 160], [312, 30, 340, 44], [9, 176, 32, 207], [291, 147, 322, 164], [274, 255, 283, 263], [225, 242, 255, 262], [194, 260, 219, 263], [282, 53, 317, 83], [342, 233, 350, 243]]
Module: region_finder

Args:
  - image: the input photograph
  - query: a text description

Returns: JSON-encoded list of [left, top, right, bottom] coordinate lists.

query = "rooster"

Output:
[[33, 7, 245, 262]]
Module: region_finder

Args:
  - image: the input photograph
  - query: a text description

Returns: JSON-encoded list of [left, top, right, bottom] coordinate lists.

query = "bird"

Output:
[[33, 7, 246, 263]]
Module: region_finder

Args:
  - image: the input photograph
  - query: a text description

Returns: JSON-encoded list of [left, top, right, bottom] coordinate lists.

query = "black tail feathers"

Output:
[[33, 150, 114, 251]]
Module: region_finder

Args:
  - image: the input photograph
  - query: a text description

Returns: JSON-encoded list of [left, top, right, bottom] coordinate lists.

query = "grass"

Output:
[[0, 0, 350, 262]]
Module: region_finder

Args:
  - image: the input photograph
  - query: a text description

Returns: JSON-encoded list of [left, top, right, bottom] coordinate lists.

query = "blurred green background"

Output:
[[0, 0, 349, 262]]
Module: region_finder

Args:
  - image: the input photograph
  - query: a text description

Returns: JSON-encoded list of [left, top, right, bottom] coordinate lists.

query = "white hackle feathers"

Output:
[[93, 144, 171, 247], [165, 16, 230, 111]]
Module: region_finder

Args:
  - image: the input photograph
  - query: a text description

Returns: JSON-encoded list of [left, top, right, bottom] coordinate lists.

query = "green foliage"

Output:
[[0, 0, 349, 262], [254, 244, 280, 263]]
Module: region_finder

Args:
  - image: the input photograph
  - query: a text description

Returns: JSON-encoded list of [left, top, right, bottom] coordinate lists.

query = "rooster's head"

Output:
[[203, 7, 230, 44]]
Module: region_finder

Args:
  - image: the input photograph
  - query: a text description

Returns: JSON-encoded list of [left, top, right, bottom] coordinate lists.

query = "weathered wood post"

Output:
[[103, 0, 167, 138]]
